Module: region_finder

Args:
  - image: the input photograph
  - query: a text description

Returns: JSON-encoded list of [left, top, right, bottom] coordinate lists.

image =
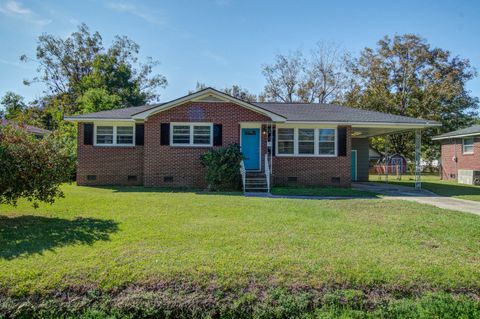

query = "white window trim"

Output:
[[170, 122, 213, 147], [94, 123, 135, 147], [462, 137, 475, 154], [276, 125, 338, 157]]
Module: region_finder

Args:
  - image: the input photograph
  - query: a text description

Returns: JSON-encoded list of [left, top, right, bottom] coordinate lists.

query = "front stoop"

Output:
[[244, 172, 269, 193]]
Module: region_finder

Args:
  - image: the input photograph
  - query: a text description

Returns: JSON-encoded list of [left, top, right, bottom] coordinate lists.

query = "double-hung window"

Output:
[[318, 129, 336, 155], [96, 126, 114, 145], [277, 128, 294, 155], [116, 126, 134, 144], [463, 137, 474, 154], [276, 127, 337, 156], [298, 129, 315, 154], [95, 124, 134, 146], [171, 123, 213, 146]]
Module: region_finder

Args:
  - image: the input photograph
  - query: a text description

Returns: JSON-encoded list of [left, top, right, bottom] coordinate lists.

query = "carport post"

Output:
[[415, 129, 422, 189], [384, 135, 389, 183]]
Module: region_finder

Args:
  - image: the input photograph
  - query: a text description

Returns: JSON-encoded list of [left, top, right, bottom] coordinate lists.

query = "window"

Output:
[[171, 123, 212, 146], [463, 137, 474, 154], [116, 126, 133, 144], [96, 126, 113, 145], [193, 125, 211, 144], [319, 129, 336, 155], [276, 127, 337, 157], [278, 128, 294, 154], [298, 129, 315, 154], [172, 125, 190, 144], [95, 124, 134, 146]]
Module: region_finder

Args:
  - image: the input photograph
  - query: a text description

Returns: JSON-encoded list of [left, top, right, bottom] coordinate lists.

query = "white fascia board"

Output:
[[64, 117, 137, 123], [285, 121, 440, 128], [432, 132, 480, 140], [131, 88, 287, 122]]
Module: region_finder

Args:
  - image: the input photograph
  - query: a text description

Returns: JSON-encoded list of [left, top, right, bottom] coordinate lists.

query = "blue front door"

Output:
[[241, 128, 260, 170]]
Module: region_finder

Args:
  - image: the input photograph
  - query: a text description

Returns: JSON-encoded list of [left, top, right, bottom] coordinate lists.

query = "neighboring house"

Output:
[[65, 88, 438, 190], [433, 125, 480, 180], [0, 119, 50, 138]]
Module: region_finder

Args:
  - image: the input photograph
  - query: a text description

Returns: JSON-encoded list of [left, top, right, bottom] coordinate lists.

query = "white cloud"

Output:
[[108, 2, 167, 26], [0, 0, 51, 26]]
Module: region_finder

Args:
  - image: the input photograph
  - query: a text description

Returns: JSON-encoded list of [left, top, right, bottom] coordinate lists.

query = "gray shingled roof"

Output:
[[432, 125, 480, 140], [67, 104, 162, 119], [1, 119, 51, 135], [66, 99, 437, 125], [253, 102, 437, 124]]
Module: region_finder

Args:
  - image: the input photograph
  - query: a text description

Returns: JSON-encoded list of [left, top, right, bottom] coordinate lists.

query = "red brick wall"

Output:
[[440, 137, 480, 180], [143, 102, 270, 187], [77, 124, 144, 186], [272, 126, 352, 187], [76, 102, 355, 188]]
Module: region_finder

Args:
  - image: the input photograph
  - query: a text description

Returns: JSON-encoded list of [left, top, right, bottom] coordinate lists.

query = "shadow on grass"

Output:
[[0, 216, 119, 260]]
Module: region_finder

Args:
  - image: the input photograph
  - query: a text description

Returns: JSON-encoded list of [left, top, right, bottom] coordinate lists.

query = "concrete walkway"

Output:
[[352, 182, 480, 216]]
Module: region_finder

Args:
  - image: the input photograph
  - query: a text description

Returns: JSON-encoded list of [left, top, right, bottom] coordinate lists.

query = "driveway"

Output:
[[353, 182, 480, 216]]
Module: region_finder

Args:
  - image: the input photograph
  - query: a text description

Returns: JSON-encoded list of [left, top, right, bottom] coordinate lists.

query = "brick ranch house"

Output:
[[433, 125, 480, 180], [66, 88, 438, 191]]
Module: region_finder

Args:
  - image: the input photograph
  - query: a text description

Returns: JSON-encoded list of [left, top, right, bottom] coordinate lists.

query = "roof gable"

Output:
[[131, 88, 287, 122]]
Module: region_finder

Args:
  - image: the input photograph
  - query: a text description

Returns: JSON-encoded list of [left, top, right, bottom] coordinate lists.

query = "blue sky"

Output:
[[0, 0, 479, 105]]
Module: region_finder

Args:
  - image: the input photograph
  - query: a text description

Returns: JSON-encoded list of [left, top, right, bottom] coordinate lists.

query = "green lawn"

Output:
[[271, 186, 377, 197], [370, 174, 480, 202], [2, 185, 480, 317]]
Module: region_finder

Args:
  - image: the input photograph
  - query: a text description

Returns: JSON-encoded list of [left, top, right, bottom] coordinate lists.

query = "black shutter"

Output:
[[135, 124, 144, 145], [337, 127, 347, 156], [160, 123, 170, 145], [213, 124, 222, 146], [271, 128, 276, 157], [84, 123, 93, 145]]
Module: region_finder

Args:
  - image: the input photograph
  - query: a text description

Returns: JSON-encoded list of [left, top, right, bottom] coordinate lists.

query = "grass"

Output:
[[1, 184, 480, 295], [370, 174, 480, 202], [2, 185, 480, 317], [271, 186, 377, 197]]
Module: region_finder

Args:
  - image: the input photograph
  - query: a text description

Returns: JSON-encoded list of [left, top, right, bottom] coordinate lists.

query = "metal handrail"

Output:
[[240, 160, 246, 192], [264, 153, 270, 193]]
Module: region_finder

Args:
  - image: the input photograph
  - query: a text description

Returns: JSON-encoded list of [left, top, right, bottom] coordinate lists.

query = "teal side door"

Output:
[[351, 150, 357, 181], [241, 128, 260, 170]]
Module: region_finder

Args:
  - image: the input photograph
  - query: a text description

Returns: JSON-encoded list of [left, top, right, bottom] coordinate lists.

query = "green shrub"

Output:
[[0, 124, 75, 207], [200, 143, 243, 191]]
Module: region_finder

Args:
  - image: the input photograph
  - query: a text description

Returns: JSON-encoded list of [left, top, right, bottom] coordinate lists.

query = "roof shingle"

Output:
[[432, 125, 480, 140]]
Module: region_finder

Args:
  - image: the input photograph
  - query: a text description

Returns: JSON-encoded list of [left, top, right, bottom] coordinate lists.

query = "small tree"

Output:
[[0, 125, 75, 207], [200, 144, 243, 191]]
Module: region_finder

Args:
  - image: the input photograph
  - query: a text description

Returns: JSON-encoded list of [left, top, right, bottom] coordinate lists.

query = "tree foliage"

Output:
[[21, 23, 167, 125], [344, 34, 479, 160], [200, 144, 243, 191], [0, 125, 75, 207], [261, 43, 349, 103], [1, 91, 27, 120]]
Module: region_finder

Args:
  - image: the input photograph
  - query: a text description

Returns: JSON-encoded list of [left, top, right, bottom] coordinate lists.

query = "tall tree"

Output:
[[1, 92, 27, 120], [261, 44, 349, 103], [261, 50, 303, 103], [21, 23, 167, 124], [299, 42, 349, 103], [344, 34, 478, 160]]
